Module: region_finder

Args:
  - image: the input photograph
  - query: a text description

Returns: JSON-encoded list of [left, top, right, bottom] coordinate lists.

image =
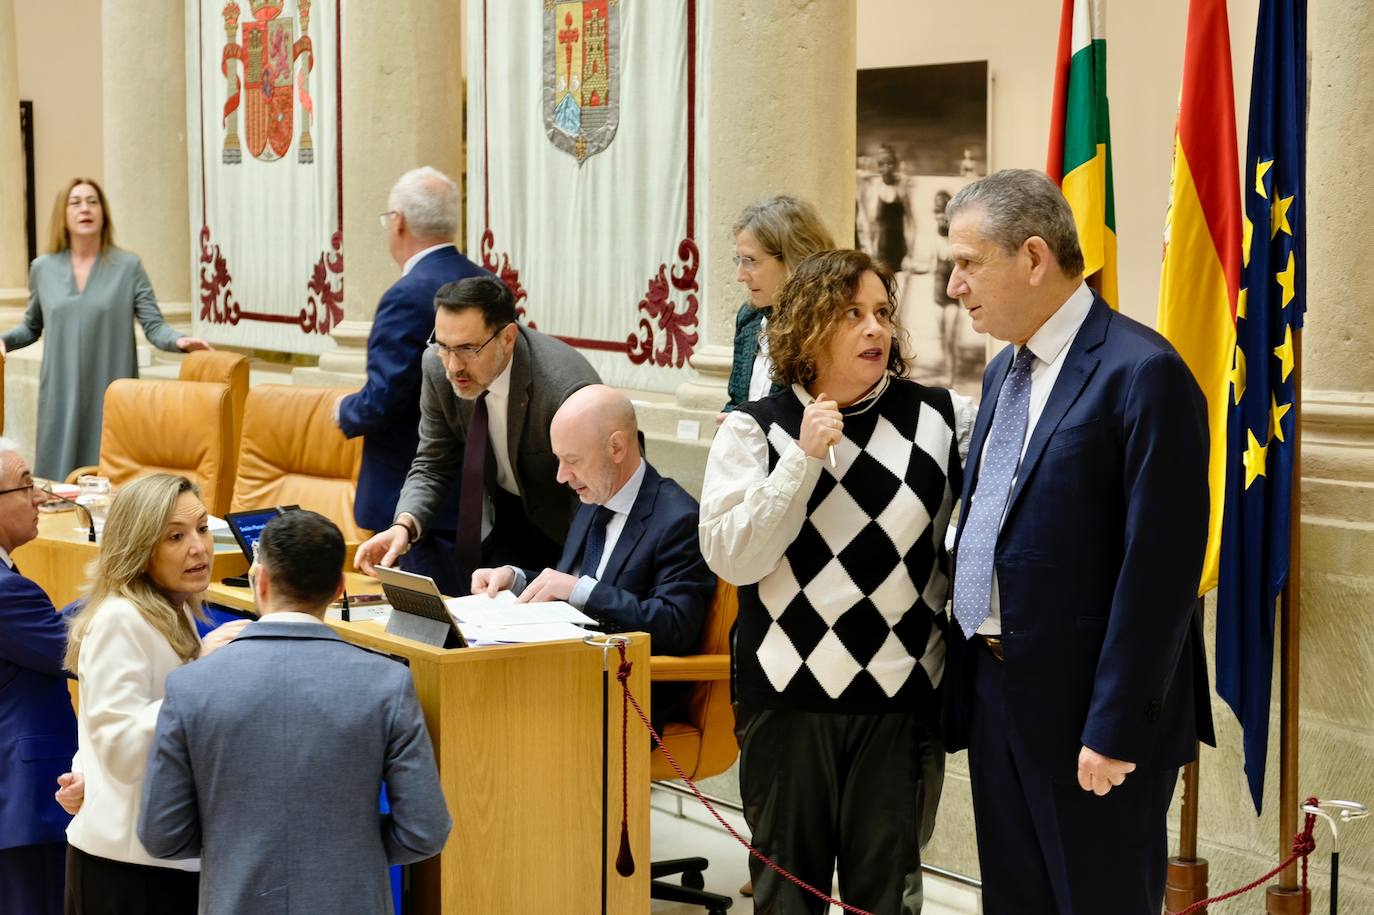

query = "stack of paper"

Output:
[[445, 591, 599, 644]]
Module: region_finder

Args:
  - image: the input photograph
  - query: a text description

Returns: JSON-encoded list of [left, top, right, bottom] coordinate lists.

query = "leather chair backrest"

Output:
[[179, 350, 249, 440], [98, 379, 236, 516], [231, 384, 366, 540], [650, 580, 739, 782]]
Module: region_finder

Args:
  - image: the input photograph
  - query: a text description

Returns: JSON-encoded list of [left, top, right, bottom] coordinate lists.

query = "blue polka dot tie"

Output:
[[953, 346, 1036, 637]]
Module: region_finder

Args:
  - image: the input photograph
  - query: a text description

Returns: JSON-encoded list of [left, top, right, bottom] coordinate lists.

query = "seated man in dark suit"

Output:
[[334, 166, 486, 580], [0, 438, 78, 915], [138, 511, 451, 915], [472, 386, 714, 718]]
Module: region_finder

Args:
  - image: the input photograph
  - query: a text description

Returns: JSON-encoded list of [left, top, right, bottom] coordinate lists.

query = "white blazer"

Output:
[[66, 596, 200, 871]]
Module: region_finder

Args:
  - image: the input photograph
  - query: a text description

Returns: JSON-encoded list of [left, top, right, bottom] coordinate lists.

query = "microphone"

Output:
[[41, 485, 97, 543]]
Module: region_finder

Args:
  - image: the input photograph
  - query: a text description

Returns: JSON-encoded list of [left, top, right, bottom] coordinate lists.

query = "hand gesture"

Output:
[[516, 569, 579, 604], [355, 525, 411, 576], [471, 565, 515, 597], [799, 394, 843, 461], [176, 336, 213, 352], [199, 618, 250, 659], [1076, 745, 1137, 796], [55, 771, 85, 815]]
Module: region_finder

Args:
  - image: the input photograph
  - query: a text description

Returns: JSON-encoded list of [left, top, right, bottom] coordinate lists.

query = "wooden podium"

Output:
[[204, 579, 651, 914]]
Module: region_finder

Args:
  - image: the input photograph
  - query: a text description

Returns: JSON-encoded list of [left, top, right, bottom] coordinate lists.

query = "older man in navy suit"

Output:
[[0, 438, 77, 915], [335, 167, 486, 580], [941, 170, 1213, 915], [473, 385, 714, 716]]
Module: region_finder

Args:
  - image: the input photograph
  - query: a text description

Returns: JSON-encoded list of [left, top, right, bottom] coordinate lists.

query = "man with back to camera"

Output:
[[471, 385, 716, 722], [138, 510, 451, 914], [941, 169, 1214, 914], [0, 438, 78, 915], [353, 275, 600, 594], [334, 166, 487, 582]]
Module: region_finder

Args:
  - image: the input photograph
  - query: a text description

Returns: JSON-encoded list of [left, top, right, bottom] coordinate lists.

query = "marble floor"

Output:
[[649, 787, 981, 914]]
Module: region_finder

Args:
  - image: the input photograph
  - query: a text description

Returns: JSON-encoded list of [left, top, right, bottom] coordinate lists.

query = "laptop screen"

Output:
[[224, 508, 283, 563]]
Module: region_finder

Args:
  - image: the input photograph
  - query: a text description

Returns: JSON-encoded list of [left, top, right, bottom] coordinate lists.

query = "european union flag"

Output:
[[1215, 0, 1306, 814]]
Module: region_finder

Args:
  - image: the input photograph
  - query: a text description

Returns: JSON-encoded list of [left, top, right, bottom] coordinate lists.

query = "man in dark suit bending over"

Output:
[[472, 385, 714, 715], [354, 275, 600, 594], [941, 169, 1214, 915]]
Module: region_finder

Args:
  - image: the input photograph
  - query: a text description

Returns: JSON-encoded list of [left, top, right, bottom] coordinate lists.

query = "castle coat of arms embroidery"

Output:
[[543, 0, 620, 163], [221, 0, 317, 164]]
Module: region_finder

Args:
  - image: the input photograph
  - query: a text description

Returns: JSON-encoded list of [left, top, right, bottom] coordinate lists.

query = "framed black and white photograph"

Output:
[[856, 60, 990, 397]]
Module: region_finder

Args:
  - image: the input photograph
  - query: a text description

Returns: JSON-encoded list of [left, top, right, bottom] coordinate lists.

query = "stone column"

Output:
[[297, 0, 464, 387], [637, 1, 857, 493], [0, 0, 27, 300], [100, 0, 191, 342]]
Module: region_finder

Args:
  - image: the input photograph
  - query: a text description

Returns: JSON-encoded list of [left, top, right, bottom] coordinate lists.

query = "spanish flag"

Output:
[[1157, 0, 1241, 595], [1047, 0, 1118, 309]]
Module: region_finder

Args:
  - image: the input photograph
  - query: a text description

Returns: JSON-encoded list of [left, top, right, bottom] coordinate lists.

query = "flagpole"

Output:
[[1266, 329, 1305, 914], [1167, 750, 1209, 912]]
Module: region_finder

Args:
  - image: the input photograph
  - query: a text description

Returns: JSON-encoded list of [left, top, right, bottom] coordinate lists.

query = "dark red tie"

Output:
[[455, 392, 490, 586]]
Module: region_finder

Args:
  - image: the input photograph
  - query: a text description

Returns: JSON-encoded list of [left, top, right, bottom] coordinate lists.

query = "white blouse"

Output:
[[67, 596, 200, 871]]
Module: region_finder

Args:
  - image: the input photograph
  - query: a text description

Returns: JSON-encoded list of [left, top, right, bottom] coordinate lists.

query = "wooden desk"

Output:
[[204, 580, 652, 914], [14, 511, 248, 609]]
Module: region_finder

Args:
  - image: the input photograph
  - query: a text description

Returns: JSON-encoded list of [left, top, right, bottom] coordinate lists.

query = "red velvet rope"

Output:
[[1168, 797, 1320, 915], [614, 645, 877, 915]]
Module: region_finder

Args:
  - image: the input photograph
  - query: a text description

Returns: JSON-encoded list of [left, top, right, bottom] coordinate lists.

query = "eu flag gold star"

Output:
[[1238, 287, 1248, 320], [1243, 214, 1254, 268], [1270, 192, 1295, 239], [1273, 323, 1295, 382], [1243, 429, 1268, 489], [1229, 345, 1247, 405], [1255, 158, 1274, 198], [1270, 393, 1292, 444], [1276, 250, 1296, 308]]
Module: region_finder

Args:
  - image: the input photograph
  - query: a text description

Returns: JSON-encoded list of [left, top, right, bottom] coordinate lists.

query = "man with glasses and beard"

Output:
[[354, 275, 600, 593]]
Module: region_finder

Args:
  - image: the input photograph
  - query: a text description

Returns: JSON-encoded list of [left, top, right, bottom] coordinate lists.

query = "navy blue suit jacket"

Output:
[[525, 463, 714, 656], [0, 561, 77, 849], [944, 295, 1215, 781], [338, 246, 488, 533]]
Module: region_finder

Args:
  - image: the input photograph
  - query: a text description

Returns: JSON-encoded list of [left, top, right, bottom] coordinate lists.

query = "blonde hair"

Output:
[[65, 474, 207, 673], [732, 194, 835, 276], [767, 249, 910, 388], [47, 177, 116, 255]]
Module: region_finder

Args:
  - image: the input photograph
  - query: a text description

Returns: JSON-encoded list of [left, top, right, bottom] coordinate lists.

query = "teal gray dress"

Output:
[[2, 249, 183, 480]]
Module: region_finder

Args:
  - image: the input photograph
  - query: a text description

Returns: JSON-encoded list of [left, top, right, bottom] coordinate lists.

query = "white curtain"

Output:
[[468, 0, 701, 393], [186, 0, 342, 356]]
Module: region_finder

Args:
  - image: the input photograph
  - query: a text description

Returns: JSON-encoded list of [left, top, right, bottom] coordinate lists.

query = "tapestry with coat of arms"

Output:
[[186, 0, 343, 355], [470, 0, 703, 393]]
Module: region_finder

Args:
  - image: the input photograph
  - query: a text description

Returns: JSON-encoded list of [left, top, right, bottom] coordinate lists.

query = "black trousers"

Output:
[[966, 639, 1178, 915], [734, 704, 944, 915], [0, 842, 65, 915], [64, 845, 199, 915]]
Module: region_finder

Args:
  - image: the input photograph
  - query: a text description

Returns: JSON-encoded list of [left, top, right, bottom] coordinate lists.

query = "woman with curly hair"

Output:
[[700, 249, 974, 914]]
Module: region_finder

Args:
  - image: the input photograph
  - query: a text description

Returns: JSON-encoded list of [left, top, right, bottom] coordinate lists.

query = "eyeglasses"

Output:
[[0, 482, 37, 497], [378, 210, 398, 229], [428, 322, 511, 362], [733, 253, 781, 274]]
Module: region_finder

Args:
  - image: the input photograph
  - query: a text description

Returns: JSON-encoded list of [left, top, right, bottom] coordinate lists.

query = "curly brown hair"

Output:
[[765, 249, 910, 388]]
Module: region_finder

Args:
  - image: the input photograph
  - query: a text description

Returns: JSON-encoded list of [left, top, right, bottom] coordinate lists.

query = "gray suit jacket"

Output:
[[395, 323, 600, 544], [138, 620, 451, 915]]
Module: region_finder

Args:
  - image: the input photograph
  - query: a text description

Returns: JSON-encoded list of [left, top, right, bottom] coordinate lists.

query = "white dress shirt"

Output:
[[975, 282, 1094, 636], [401, 242, 455, 277], [483, 355, 520, 497], [258, 610, 326, 624], [747, 317, 773, 402], [66, 596, 200, 871], [0, 544, 12, 568]]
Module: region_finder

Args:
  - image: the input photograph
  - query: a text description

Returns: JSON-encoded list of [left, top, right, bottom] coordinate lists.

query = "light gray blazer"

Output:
[[138, 620, 451, 915], [395, 323, 600, 544]]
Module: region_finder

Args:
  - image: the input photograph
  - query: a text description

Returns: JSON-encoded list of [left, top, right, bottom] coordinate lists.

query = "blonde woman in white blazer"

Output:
[[62, 474, 246, 915]]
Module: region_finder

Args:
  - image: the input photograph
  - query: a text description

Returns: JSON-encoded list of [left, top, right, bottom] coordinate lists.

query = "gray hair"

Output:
[[945, 169, 1085, 278], [732, 194, 835, 275], [0, 437, 24, 482], [388, 166, 460, 241]]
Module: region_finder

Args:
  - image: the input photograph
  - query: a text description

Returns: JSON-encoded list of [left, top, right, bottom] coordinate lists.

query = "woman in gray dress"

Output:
[[0, 178, 210, 481]]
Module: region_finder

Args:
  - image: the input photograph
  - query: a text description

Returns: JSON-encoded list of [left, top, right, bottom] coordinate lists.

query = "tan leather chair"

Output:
[[77, 378, 237, 516], [179, 350, 249, 450], [648, 580, 740, 913], [231, 384, 367, 541]]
